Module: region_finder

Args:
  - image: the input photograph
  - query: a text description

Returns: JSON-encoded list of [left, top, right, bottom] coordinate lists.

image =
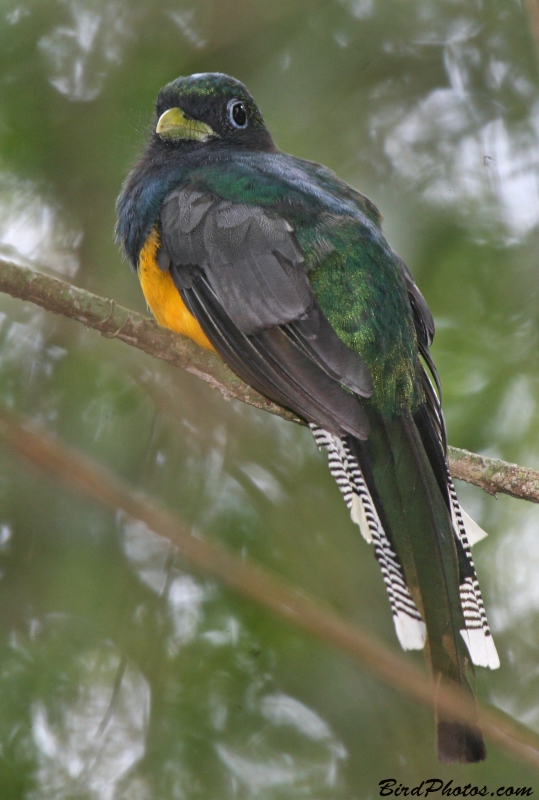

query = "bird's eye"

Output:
[[228, 100, 248, 129]]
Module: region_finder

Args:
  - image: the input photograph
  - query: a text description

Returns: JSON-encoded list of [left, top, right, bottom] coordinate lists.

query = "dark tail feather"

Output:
[[438, 721, 486, 764], [384, 410, 487, 763], [312, 409, 492, 764]]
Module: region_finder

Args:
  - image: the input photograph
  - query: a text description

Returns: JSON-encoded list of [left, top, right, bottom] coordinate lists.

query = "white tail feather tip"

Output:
[[461, 509, 488, 546], [486, 633, 501, 669], [460, 628, 500, 669], [394, 612, 426, 651]]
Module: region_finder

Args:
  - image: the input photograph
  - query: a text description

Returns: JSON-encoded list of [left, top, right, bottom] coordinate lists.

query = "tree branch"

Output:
[[0, 258, 299, 423], [1, 405, 539, 771], [448, 447, 539, 503], [0, 256, 536, 503]]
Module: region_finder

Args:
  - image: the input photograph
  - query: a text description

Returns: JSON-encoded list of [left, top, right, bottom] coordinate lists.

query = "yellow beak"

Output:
[[155, 107, 215, 141]]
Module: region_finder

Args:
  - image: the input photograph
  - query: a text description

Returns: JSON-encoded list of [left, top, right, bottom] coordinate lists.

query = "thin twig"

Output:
[[0, 256, 538, 502], [0, 407, 538, 770]]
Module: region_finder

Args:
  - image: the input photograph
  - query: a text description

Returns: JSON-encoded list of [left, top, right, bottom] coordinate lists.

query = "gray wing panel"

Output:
[[160, 186, 312, 335], [160, 184, 372, 401]]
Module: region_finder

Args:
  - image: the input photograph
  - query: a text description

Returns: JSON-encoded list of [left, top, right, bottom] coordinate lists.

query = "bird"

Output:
[[116, 72, 499, 763]]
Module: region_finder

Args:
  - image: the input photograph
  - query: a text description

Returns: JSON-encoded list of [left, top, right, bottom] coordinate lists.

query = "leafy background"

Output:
[[0, 0, 538, 796]]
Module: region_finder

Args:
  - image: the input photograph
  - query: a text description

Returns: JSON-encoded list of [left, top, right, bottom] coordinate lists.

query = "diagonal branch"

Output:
[[0, 258, 299, 422], [1, 405, 539, 771], [0, 256, 537, 502]]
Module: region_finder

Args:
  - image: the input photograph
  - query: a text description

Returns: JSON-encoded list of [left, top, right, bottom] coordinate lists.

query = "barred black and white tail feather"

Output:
[[446, 471, 500, 670], [311, 425, 426, 651], [416, 351, 499, 670], [312, 424, 499, 669]]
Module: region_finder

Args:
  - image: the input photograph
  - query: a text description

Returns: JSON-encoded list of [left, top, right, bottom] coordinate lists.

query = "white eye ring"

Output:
[[228, 100, 248, 129]]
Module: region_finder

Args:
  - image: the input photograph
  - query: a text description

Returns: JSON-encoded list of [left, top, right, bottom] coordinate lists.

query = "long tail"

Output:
[[311, 412, 499, 764]]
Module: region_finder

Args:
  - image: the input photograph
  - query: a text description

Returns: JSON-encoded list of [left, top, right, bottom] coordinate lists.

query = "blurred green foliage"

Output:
[[0, 0, 538, 796]]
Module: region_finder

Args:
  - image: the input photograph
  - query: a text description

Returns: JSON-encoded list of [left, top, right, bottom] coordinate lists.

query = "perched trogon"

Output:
[[116, 72, 499, 763]]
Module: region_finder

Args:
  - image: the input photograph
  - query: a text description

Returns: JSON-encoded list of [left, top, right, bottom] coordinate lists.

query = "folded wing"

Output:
[[159, 185, 373, 439]]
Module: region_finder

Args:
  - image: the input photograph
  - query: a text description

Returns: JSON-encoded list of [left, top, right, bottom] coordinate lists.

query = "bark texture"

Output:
[[0, 257, 537, 503]]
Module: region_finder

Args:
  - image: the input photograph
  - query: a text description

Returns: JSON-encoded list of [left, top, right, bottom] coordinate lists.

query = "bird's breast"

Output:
[[138, 227, 214, 351]]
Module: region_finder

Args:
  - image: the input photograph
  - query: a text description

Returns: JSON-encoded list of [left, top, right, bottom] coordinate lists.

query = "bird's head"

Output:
[[154, 72, 274, 151]]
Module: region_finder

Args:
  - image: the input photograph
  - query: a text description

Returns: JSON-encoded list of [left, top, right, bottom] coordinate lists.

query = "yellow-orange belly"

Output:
[[138, 228, 214, 351]]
